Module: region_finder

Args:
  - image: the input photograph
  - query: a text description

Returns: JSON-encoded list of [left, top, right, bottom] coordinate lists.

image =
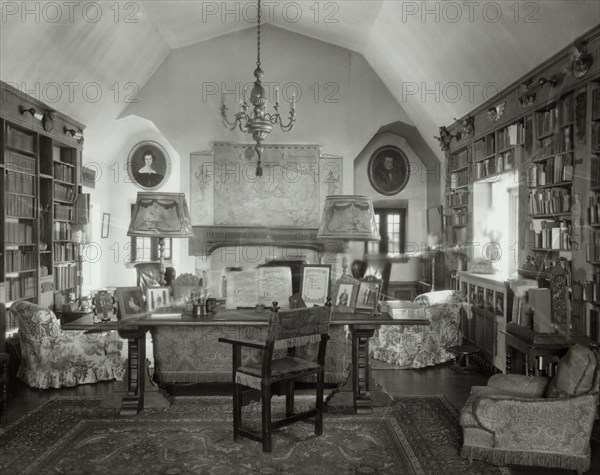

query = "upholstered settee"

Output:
[[12, 301, 125, 389], [460, 344, 600, 474], [370, 290, 464, 369], [151, 324, 349, 385]]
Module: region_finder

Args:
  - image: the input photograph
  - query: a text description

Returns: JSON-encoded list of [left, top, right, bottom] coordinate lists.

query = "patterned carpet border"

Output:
[[1, 395, 509, 475]]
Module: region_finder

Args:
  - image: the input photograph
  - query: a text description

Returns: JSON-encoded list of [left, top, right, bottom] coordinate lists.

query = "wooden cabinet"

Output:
[[458, 272, 511, 373], [0, 80, 85, 341]]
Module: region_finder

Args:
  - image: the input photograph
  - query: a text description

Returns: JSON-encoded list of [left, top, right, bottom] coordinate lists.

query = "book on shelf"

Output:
[[4, 222, 33, 243], [225, 267, 293, 310], [5, 171, 35, 195], [587, 230, 600, 263], [589, 194, 600, 224], [6, 124, 35, 153], [528, 188, 571, 215]]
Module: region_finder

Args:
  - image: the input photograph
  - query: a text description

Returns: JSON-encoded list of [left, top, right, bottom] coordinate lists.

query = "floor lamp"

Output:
[[127, 192, 193, 285]]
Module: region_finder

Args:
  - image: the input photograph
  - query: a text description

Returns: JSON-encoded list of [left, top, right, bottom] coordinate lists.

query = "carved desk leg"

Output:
[[103, 328, 172, 415], [350, 325, 376, 414]]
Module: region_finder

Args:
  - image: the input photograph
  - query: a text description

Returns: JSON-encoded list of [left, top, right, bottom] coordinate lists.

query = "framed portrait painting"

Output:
[[127, 141, 171, 190], [367, 145, 410, 196], [116, 287, 147, 319]]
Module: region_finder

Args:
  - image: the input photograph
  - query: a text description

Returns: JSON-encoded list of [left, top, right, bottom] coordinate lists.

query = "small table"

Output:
[[503, 331, 572, 376], [447, 344, 480, 372]]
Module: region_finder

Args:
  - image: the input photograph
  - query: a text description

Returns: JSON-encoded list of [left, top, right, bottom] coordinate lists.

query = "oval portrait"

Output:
[[367, 146, 410, 196], [127, 141, 171, 190]]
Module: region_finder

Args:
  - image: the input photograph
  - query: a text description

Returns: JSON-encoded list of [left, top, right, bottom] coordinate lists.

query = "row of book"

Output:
[[54, 162, 74, 183], [497, 122, 524, 151], [5, 249, 37, 272], [528, 153, 573, 187], [593, 87, 600, 120], [529, 188, 571, 215], [592, 123, 600, 152], [474, 156, 500, 180], [4, 150, 36, 174], [450, 169, 469, 189], [6, 124, 35, 154], [589, 194, 600, 225], [447, 209, 468, 226], [473, 135, 495, 161], [5, 194, 35, 218], [53, 222, 72, 241], [54, 263, 77, 291], [4, 222, 33, 244], [5, 171, 36, 196], [587, 230, 600, 263], [54, 203, 73, 221], [536, 125, 573, 158], [54, 183, 74, 202], [593, 154, 600, 189], [467, 286, 505, 315], [528, 220, 571, 250], [449, 148, 470, 171], [446, 189, 468, 207], [5, 275, 36, 301], [535, 94, 573, 138], [53, 242, 77, 262]]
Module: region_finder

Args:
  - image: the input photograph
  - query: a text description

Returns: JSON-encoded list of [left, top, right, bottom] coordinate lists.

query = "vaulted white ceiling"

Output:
[[1, 0, 598, 162]]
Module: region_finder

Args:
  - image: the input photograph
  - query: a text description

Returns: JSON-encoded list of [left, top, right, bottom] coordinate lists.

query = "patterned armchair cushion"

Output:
[[13, 301, 125, 389], [370, 291, 462, 369], [545, 344, 599, 398]]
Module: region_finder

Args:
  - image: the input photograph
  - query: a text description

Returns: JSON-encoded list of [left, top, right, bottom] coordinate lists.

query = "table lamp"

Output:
[[127, 192, 193, 285], [316, 195, 380, 275]]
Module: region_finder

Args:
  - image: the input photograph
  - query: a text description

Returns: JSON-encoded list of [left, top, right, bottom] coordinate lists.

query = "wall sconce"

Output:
[[19, 106, 43, 121], [434, 126, 458, 152], [519, 75, 558, 107], [568, 41, 593, 78], [64, 126, 84, 142]]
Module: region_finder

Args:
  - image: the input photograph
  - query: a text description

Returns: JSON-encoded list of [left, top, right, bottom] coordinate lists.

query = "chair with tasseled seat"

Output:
[[218, 304, 332, 452]]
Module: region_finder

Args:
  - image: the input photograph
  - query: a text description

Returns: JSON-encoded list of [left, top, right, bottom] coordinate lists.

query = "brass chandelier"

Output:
[[220, 0, 296, 177]]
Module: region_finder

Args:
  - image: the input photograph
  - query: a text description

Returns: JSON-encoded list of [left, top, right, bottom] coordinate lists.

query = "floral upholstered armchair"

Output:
[[370, 290, 464, 368], [461, 344, 600, 474], [12, 301, 125, 389]]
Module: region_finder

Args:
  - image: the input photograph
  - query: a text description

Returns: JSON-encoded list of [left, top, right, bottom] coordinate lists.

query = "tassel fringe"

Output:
[[461, 445, 590, 474]]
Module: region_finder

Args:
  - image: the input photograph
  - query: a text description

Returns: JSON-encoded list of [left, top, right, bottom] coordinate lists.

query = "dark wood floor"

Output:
[[1, 362, 598, 474]]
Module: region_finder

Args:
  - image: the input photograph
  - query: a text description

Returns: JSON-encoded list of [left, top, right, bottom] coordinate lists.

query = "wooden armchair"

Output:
[[219, 305, 332, 453]]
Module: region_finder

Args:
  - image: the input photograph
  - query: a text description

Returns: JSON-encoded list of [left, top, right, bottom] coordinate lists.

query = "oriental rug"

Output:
[[0, 395, 508, 475]]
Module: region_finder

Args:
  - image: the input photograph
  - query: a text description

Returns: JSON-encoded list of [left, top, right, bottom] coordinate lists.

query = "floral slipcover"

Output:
[[13, 301, 125, 389], [370, 290, 463, 369]]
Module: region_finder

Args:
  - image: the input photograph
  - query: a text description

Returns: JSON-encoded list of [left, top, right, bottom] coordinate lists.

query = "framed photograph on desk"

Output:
[[300, 264, 331, 306], [147, 286, 170, 311], [93, 290, 117, 322], [116, 287, 147, 319], [355, 277, 381, 312], [331, 274, 359, 313]]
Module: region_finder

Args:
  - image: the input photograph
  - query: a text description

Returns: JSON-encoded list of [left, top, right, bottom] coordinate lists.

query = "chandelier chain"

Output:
[[256, 0, 261, 69]]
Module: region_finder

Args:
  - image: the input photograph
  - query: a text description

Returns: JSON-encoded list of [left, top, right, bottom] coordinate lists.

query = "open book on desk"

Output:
[[225, 267, 292, 310]]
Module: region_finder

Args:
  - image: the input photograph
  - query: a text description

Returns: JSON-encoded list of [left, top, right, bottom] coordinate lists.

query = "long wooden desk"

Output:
[[63, 308, 429, 415]]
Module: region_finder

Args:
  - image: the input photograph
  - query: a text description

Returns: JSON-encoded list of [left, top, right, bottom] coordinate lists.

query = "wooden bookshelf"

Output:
[[0, 80, 85, 344], [442, 25, 600, 369]]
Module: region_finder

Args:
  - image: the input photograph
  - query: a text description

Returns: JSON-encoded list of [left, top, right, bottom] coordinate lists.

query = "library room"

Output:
[[1, 1, 600, 474]]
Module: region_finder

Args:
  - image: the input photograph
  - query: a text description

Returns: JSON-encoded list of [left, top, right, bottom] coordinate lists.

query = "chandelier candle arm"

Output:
[[219, 0, 296, 177]]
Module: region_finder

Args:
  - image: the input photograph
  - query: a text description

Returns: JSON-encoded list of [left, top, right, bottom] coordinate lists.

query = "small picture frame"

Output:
[[147, 286, 171, 311], [331, 274, 359, 313], [355, 277, 381, 312], [101, 213, 110, 238], [116, 286, 147, 319], [93, 290, 117, 322], [300, 264, 331, 307]]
